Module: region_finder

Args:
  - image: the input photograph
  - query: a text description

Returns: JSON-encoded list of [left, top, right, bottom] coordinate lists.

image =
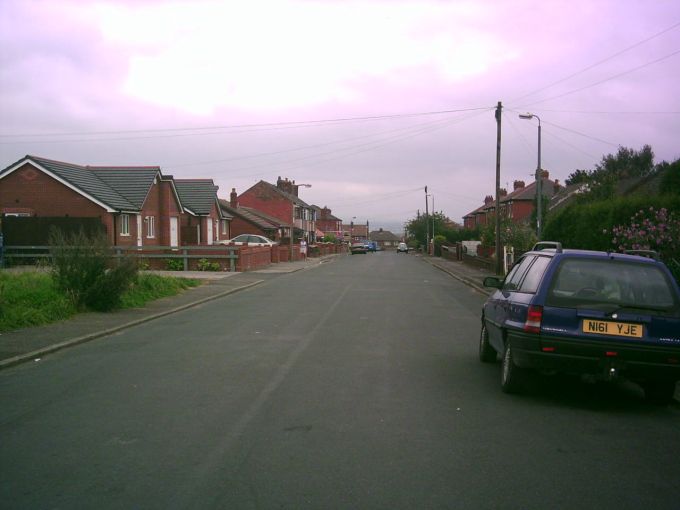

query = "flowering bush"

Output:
[[608, 207, 680, 281]]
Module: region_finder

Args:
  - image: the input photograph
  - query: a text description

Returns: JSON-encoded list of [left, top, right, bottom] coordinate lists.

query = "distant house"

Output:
[[342, 222, 368, 241], [312, 205, 343, 240], [369, 228, 400, 249], [174, 179, 227, 245], [219, 188, 286, 241], [462, 172, 561, 228], [0, 155, 183, 246], [238, 177, 317, 242]]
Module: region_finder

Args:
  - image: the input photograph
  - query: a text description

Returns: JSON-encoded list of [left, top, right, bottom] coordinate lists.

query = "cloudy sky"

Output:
[[1, 0, 679, 232]]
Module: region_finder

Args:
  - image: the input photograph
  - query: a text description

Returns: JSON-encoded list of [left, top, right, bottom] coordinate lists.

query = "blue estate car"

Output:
[[480, 242, 680, 404]]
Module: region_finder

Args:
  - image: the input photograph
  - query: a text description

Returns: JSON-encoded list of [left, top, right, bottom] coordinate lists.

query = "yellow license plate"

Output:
[[582, 319, 643, 338]]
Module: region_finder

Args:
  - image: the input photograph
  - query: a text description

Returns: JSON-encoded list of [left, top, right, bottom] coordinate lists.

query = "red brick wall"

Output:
[[229, 216, 268, 238], [0, 163, 117, 242], [156, 180, 182, 246], [509, 201, 534, 222], [239, 182, 293, 225]]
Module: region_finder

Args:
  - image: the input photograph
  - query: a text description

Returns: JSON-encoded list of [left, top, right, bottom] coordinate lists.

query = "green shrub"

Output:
[[84, 259, 139, 312], [165, 258, 184, 271], [197, 258, 220, 271], [48, 228, 138, 311]]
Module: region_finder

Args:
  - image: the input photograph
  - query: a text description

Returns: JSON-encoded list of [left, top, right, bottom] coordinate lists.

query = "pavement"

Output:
[[422, 255, 496, 295]]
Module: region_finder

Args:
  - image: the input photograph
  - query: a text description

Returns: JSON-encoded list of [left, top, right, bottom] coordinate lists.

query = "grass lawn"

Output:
[[0, 271, 202, 333]]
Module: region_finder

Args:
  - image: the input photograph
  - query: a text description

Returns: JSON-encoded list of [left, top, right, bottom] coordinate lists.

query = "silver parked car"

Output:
[[220, 234, 277, 247]]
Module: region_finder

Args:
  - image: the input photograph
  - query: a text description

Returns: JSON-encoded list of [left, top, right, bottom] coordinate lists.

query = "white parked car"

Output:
[[220, 234, 277, 247], [397, 242, 409, 253]]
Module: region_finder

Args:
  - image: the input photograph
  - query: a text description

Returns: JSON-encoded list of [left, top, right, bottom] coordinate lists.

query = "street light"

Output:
[[290, 183, 312, 262], [519, 112, 542, 239]]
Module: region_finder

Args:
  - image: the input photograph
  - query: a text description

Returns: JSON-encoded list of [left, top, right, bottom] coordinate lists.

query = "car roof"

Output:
[[527, 247, 660, 265]]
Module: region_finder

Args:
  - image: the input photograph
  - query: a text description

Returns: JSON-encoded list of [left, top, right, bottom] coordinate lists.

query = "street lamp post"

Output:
[[519, 113, 542, 239], [290, 183, 312, 262]]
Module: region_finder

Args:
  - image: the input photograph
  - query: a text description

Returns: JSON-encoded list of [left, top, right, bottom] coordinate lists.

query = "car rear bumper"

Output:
[[509, 331, 680, 382]]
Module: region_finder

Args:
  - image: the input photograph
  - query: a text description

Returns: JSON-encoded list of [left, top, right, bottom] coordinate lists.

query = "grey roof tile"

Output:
[[175, 179, 219, 215], [20, 155, 137, 211], [89, 166, 160, 209]]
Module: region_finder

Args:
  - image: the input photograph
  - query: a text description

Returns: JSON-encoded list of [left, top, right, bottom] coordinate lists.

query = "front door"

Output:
[[206, 217, 213, 245], [170, 217, 178, 248], [136, 215, 143, 247]]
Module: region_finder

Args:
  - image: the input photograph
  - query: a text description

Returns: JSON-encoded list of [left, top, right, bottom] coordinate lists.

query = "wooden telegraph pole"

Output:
[[494, 102, 503, 275]]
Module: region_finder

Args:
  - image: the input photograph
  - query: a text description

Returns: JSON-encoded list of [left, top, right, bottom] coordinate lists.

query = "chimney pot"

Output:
[[230, 188, 238, 208]]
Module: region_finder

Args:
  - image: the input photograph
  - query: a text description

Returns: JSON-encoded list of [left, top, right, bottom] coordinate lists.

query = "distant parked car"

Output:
[[479, 241, 680, 404], [397, 242, 409, 253], [220, 234, 277, 247], [350, 242, 367, 254], [365, 241, 377, 252]]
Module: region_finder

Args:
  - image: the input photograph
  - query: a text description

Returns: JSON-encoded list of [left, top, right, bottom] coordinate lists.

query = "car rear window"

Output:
[[546, 258, 679, 311]]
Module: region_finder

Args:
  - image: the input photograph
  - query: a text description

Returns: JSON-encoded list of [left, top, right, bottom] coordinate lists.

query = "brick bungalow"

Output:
[[174, 179, 227, 245], [0, 155, 183, 246], [369, 228, 400, 249]]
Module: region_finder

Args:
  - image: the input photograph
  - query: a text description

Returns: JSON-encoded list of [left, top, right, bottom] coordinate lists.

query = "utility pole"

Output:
[[536, 120, 543, 240], [424, 185, 429, 254], [494, 101, 503, 275]]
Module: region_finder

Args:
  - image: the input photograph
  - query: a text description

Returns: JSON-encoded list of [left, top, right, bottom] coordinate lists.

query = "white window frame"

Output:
[[120, 214, 130, 236], [146, 216, 155, 238]]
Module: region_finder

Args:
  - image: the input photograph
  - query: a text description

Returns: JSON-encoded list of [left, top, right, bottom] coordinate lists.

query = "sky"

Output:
[[1, 0, 679, 234]]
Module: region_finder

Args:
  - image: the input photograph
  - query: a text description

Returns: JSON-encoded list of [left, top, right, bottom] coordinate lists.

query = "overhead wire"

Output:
[[224, 108, 493, 180], [510, 20, 680, 105], [162, 110, 480, 170], [0, 106, 492, 142], [514, 48, 680, 108]]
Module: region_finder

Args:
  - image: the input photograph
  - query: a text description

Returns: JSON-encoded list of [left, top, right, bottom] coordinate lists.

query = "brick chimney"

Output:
[[540, 169, 549, 179], [230, 188, 238, 208], [484, 195, 493, 204], [513, 180, 525, 191], [500, 188, 507, 197], [553, 179, 561, 194], [276, 176, 296, 195]]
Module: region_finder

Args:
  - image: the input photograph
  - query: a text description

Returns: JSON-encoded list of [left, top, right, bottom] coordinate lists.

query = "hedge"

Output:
[[543, 195, 680, 251]]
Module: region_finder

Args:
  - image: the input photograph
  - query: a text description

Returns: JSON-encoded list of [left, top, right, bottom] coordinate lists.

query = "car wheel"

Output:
[[479, 322, 496, 363], [501, 342, 525, 394], [642, 380, 676, 405]]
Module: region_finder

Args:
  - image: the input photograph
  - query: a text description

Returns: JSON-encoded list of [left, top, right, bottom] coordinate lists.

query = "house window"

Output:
[[221, 219, 228, 235], [146, 216, 155, 238], [120, 214, 130, 236]]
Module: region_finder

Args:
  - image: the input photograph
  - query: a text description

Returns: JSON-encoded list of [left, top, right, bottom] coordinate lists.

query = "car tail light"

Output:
[[524, 305, 543, 334]]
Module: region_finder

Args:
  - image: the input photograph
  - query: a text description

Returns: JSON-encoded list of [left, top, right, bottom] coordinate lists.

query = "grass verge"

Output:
[[0, 271, 202, 333]]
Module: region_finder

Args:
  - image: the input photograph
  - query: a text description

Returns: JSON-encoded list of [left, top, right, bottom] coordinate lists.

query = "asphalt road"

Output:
[[2, 251, 679, 509]]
